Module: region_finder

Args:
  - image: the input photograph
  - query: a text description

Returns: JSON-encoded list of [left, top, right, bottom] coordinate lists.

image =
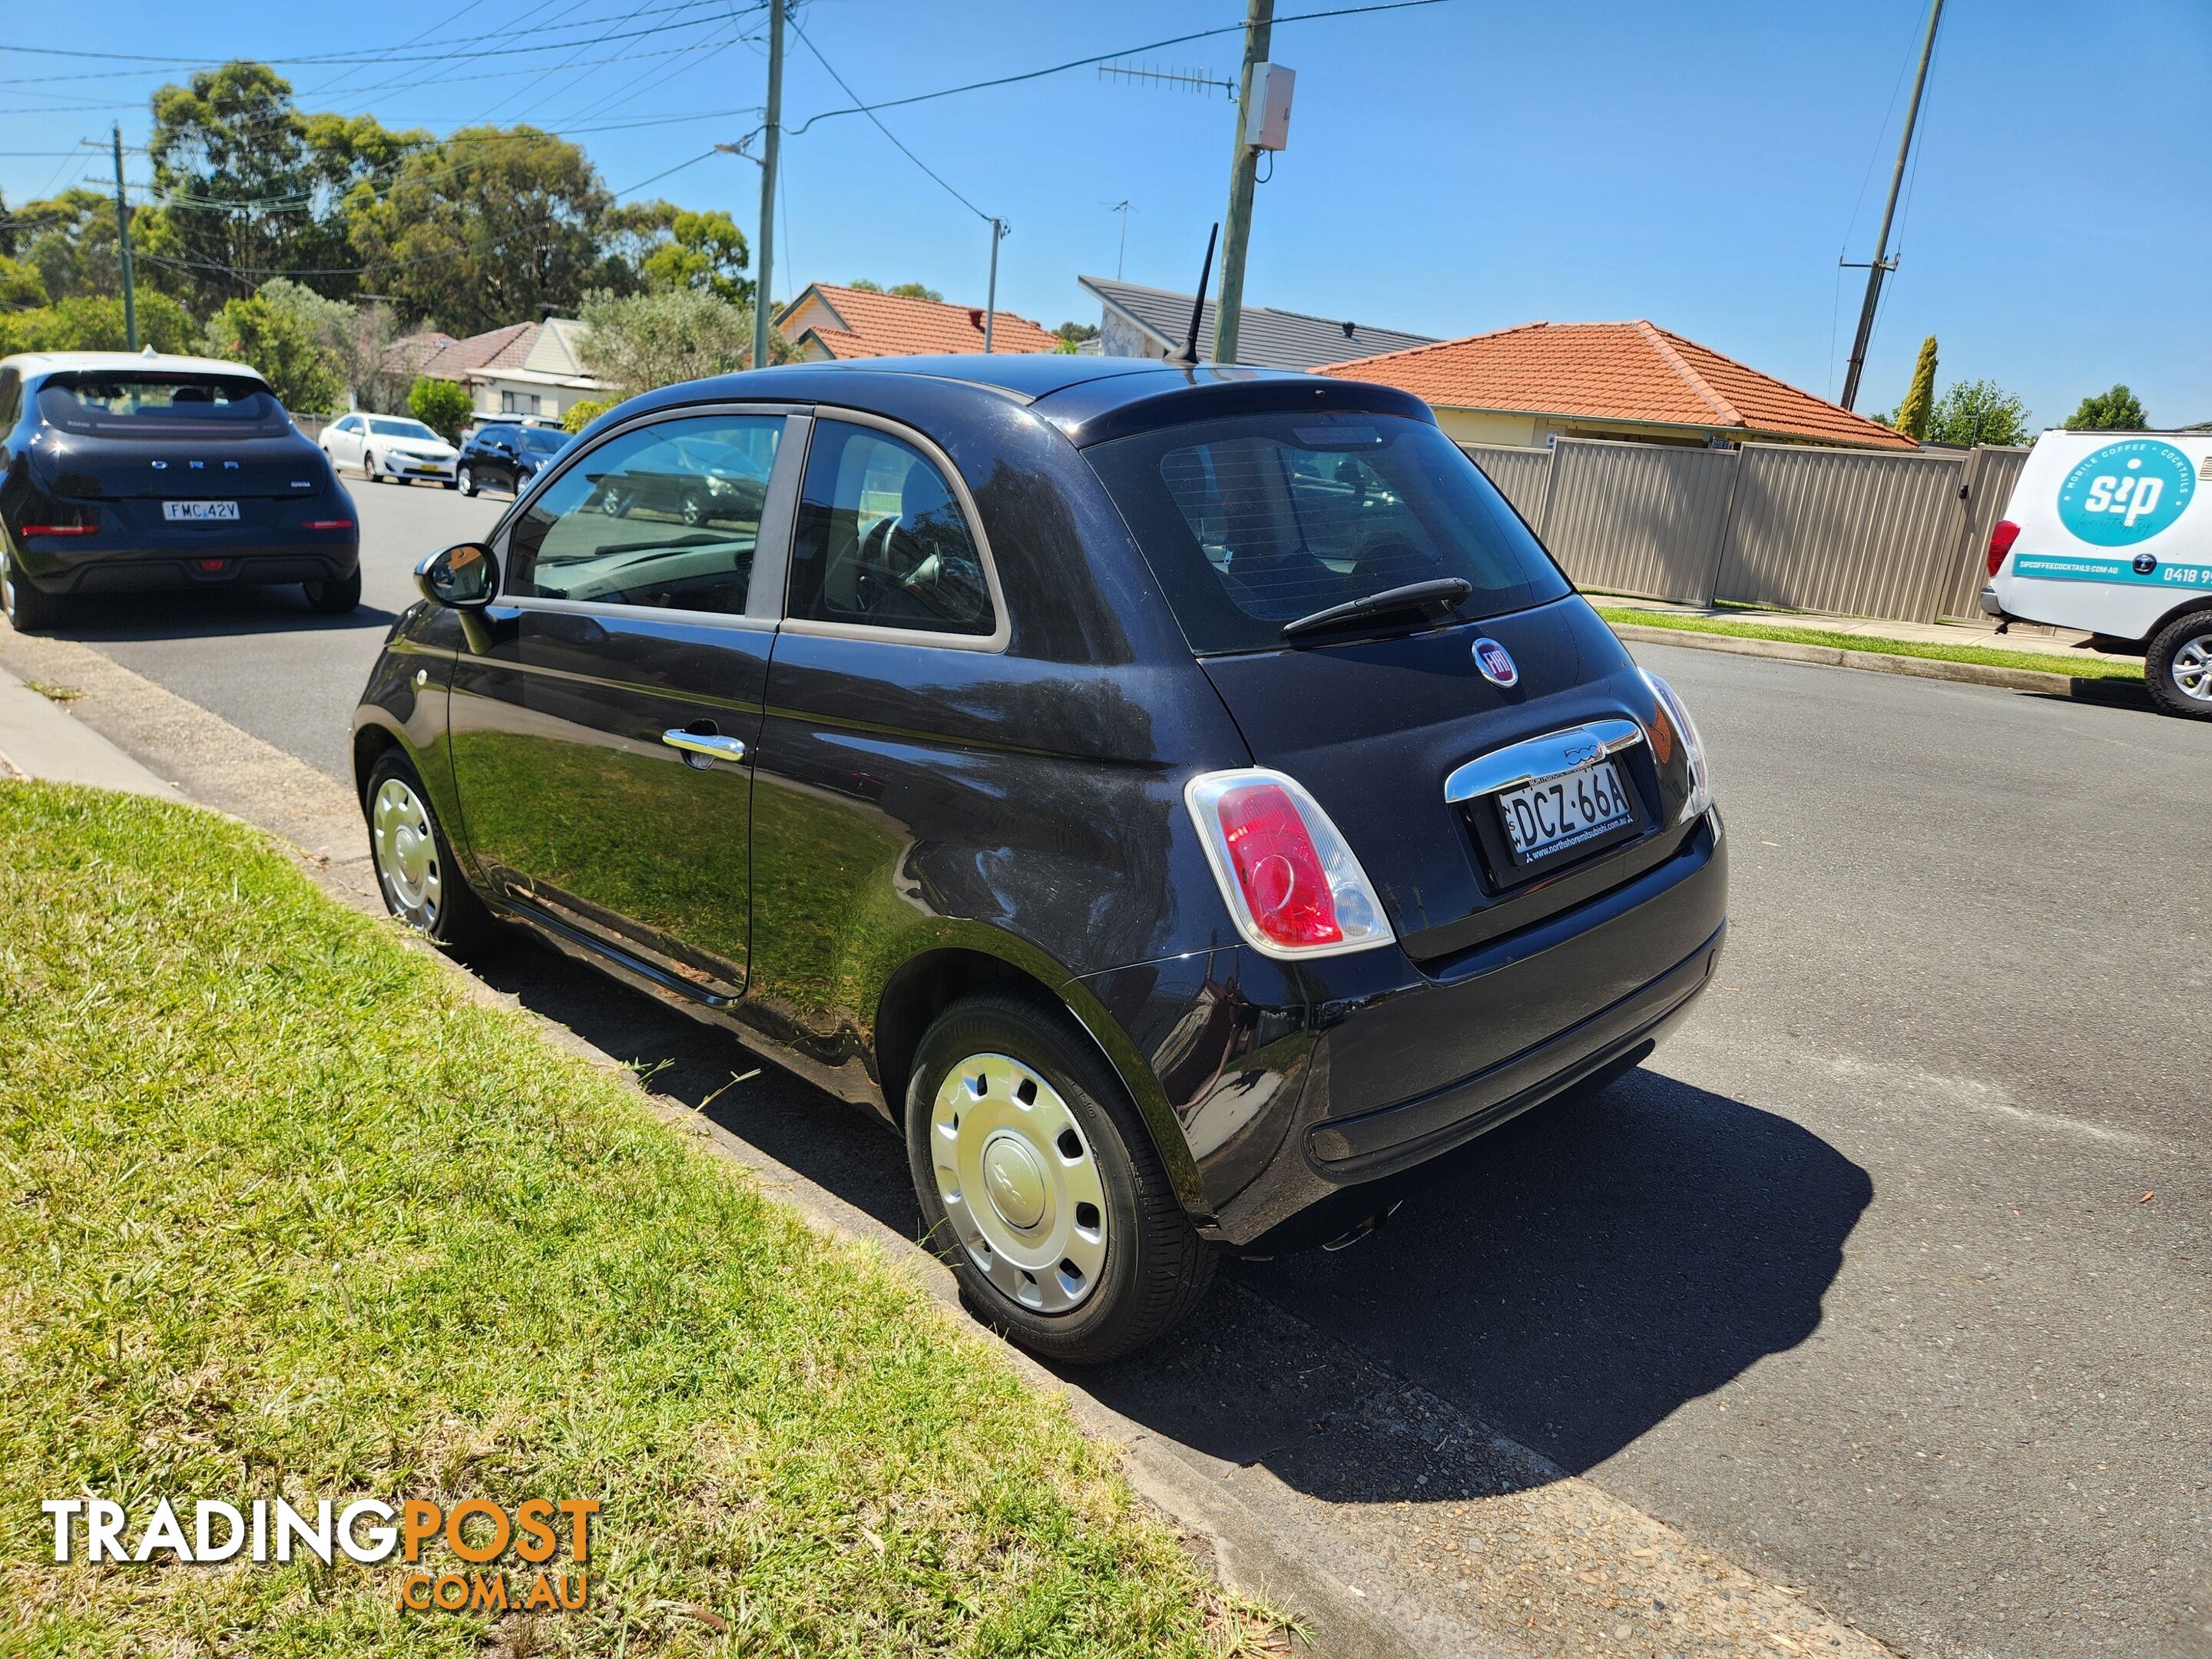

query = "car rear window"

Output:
[[1085, 411, 1569, 654], [36, 373, 290, 436]]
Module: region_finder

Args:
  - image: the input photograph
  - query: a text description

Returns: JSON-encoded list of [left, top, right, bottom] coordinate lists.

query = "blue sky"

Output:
[[4, 0, 2207, 427]]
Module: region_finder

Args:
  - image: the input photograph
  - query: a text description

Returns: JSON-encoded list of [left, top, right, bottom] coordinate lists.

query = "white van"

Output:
[[1982, 429, 2212, 717]]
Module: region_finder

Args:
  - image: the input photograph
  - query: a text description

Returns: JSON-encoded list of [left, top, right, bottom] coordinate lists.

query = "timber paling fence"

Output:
[[1464, 435, 2030, 625]]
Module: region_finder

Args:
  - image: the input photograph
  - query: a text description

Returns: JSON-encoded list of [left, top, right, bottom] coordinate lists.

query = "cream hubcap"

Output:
[[371, 777, 444, 922], [932, 1053, 1108, 1313]]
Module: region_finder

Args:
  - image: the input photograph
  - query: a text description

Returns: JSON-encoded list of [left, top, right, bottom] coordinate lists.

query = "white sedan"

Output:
[[322, 413, 460, 487]]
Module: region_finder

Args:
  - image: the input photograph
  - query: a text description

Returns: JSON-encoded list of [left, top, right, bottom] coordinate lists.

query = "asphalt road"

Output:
[[45, 469, 506, 780], [28, 486, 2212, 1657]]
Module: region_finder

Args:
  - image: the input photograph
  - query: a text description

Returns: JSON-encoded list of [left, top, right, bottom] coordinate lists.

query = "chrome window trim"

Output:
[[1441, 718, 1645, 804], [492, 400, 810, 628], [779, 405, 1012, 654]]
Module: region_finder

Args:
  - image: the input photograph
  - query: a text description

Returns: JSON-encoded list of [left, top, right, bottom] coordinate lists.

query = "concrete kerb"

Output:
[[1608, 621, 2149, 703]]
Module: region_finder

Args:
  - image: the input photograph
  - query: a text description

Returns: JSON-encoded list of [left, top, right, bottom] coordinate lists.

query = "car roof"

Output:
[[620, 354, 1436, 448], [1, 349, 268, 382]]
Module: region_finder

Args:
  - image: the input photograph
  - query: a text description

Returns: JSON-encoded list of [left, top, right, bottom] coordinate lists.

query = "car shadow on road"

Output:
[[1084, 1071, 1872, 1499], [463, 929, 1870, 1502], [45, 588, 405, 642]]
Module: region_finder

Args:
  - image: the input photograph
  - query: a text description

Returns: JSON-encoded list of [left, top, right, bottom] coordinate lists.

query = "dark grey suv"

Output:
[[353, 355, 1727, 1363]]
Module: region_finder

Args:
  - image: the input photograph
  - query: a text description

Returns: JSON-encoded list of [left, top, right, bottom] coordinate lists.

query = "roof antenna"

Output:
[[1172, 222, 1219, 367]]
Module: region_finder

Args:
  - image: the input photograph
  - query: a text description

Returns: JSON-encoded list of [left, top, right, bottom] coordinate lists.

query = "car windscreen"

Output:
[[516, 428, 569, 454], [367, 417, 440, 441], [36, 373, 290, 437], [1085, 411, 1570, 654]]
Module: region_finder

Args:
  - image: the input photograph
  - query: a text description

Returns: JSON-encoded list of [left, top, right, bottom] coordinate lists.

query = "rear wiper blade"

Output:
[[1280, 578, 1472, 641]]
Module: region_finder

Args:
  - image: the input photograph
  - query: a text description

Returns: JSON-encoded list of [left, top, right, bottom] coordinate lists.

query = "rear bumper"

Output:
[[15, 542, 359, 594], [1978, 584, 2006, 618], [1081, 809, 1728, 1249]]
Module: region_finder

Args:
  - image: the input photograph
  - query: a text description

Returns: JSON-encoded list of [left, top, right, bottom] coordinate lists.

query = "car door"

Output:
[[747, 413, 1012, 1077], [486, 432, 522, 492], [448, 407, 803, 1002], [326, 416, 361, 469]]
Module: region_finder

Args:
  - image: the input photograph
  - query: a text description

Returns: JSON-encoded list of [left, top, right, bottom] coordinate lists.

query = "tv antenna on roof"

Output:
[[1103, 200, 1134, 280]]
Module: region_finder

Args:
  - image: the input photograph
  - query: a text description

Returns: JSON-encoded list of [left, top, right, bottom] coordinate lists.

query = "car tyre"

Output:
[[906, 989, 1215, 1364], [364, 750, 494, 951], [0, 548, 65, 633], [457, 464, 477, 498], [304, 568, 363, 615], [2144, 608, 2212, 720], [364, 451, 384, 482]]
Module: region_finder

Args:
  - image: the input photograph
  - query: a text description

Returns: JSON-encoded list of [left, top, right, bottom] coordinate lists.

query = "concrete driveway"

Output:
[[11, 485, 2207, 1657]]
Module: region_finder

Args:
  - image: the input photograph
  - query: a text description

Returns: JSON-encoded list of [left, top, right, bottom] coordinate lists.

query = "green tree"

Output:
[[0, 293, 192, 355], [9, 187, 131, 303], [1924, 379, 2032, 449], [348, 127, 621, 335], [849, 278, 943, 302], [2064, 384, 2149, 431], [138, 62, 424, 311], [644, 209, 752, 304], [577, 287, 786, 396], [561, 396, 616, 434], [200, 291, 343, 410], [0, 255, 47, 310], [1894, 335, 1938, 441], [407, 376, 474, 442]]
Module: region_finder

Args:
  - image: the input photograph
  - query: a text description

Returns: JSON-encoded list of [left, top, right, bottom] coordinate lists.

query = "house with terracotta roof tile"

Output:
[[1320, 320, 1914, 452], [386, 317, 614, 422], [777, 282, 1058, 361]]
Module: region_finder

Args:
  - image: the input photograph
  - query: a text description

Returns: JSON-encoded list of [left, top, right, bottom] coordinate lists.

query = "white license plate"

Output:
[[163, 500, 239, 522], [1495, 759, 1634, 863]]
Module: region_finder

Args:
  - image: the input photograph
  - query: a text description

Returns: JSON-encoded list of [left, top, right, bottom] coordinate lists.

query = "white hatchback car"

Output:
[[322, 413, 459, 487]]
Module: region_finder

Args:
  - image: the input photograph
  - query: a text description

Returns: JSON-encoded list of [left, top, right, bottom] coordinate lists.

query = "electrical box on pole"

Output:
[[1242, 64, 1295, 151]]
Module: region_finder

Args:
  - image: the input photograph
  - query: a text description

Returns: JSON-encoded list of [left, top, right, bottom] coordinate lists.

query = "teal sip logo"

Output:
[[2057, 440, 2194, 546]]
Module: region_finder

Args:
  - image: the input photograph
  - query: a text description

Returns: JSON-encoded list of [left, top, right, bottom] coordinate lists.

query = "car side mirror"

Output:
[[416, 542, 498, 610]]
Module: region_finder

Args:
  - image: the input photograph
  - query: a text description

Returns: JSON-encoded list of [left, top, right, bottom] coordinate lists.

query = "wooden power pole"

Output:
[[1212, 0, 1273, 365], [1839, 0, 1944, 412], [752, 0, 784, 371], [111, 124, 137, 353]]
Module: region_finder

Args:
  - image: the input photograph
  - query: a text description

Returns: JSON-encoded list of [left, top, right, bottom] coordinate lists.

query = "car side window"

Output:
[[785, 420, 993, 637], [502, 414, 783, 616]]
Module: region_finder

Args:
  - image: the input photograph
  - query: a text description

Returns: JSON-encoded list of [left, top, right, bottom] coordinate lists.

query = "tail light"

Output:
[[19, 519, 100, 536], [1186, 769, 1392, 959], [1986, 519, 2021, 576], [1641, 670, 1713, 823], [303, 518, 353, 531]]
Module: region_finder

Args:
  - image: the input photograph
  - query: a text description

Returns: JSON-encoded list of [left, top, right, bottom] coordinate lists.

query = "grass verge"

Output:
[[1592, 605, 2143, 682], [0, 781, 1282, 1657]]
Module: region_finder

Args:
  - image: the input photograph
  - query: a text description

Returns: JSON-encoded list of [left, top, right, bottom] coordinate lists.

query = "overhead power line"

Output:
[[783, 0, 1452, 137], [785, 14, 991, 224]]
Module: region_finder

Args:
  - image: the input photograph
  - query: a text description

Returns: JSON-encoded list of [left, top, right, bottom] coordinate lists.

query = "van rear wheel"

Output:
[[906, 991, 1214, 1364], [2145, 609, 2212, 720]]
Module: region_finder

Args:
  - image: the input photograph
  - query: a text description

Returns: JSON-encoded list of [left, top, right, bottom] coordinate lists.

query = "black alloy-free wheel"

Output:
[[1, 548, 65, 633], [363, 751, 492, 950], [2144, 608, 2212, 720], [304, 568, 363, 615], [906, 991, 1215, 1364]]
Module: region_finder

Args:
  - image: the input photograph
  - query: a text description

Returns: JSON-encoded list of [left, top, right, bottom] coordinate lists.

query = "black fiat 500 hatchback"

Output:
[[0, 352, 359, 631], [353, 355, 1727, 1363]]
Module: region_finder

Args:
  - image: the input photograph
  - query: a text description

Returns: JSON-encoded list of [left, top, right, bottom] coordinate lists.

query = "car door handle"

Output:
[[661, 728, 747, 767]]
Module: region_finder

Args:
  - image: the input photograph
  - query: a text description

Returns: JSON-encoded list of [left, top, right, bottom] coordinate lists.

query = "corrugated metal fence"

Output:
[[1462, 436, 2028, 624]]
